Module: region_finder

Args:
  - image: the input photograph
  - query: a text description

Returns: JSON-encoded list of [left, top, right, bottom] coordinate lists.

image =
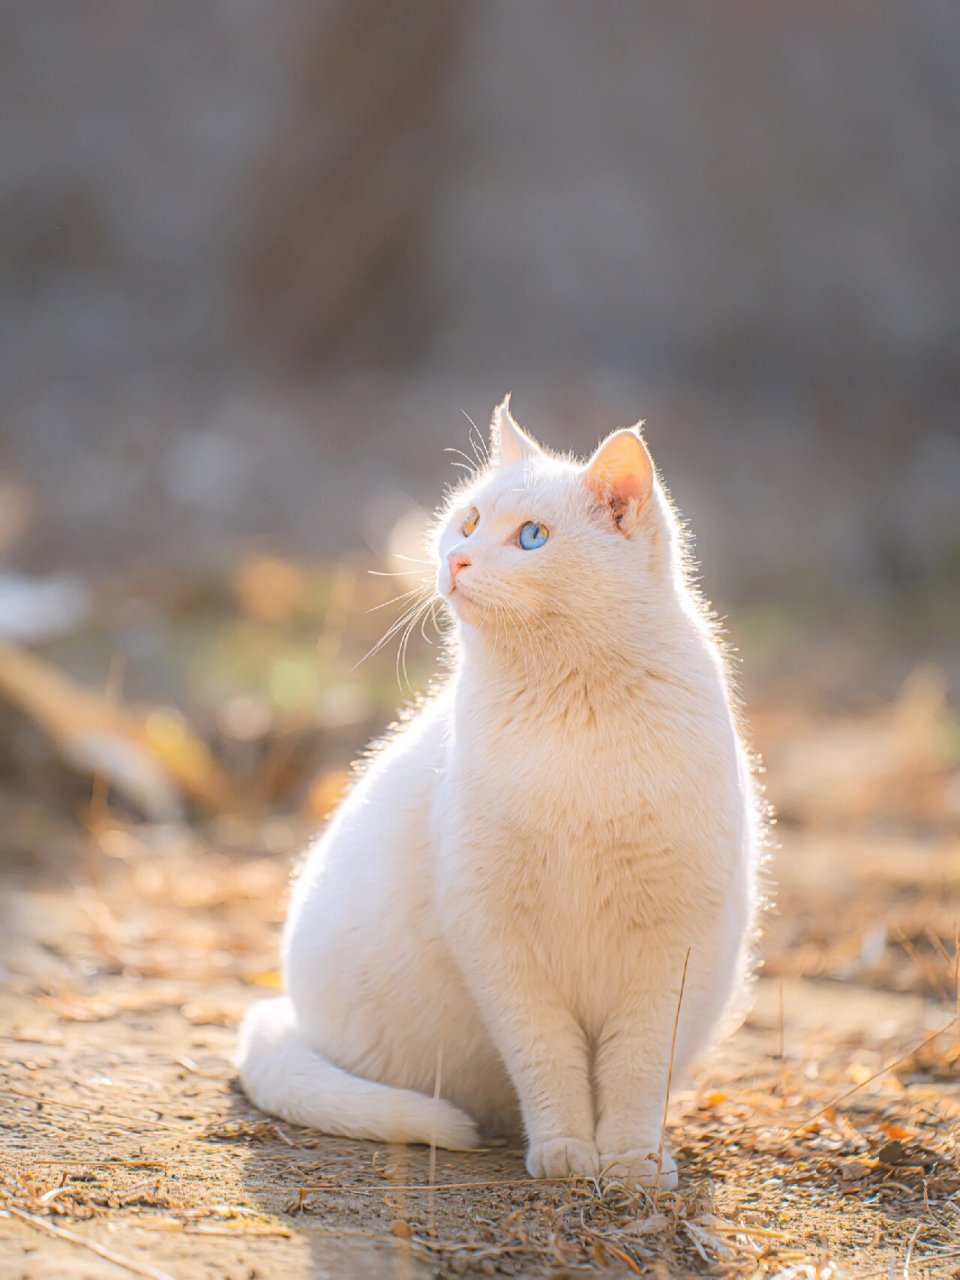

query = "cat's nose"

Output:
[[447, 551, 471, 583]]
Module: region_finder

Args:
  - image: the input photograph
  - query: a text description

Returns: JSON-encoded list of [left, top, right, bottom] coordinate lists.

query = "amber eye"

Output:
[[461, 507, 480, 537]]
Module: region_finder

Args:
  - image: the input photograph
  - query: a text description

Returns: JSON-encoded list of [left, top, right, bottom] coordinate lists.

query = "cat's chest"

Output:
[[456, 697, 705, 825], [441, 685, 740, 891], [436, 692, 740, 942]]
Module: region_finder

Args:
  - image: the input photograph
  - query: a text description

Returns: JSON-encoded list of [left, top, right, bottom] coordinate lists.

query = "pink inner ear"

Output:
[[584, 430, 653, 513]]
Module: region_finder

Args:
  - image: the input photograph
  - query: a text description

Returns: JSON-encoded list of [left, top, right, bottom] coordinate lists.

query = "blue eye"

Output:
[[518, 520, 549, 550]]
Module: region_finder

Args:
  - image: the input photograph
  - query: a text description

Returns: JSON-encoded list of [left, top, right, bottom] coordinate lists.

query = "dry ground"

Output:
[[1, 576, 959, 1278]]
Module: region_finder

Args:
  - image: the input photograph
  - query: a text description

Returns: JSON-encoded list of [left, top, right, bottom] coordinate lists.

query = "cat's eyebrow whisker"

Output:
[[444, 447, 478, 475], [463, 413, 490, 468]]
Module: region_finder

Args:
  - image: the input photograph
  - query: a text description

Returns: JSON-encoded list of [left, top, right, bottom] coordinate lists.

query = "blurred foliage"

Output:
[[0, 551, 442, 831]]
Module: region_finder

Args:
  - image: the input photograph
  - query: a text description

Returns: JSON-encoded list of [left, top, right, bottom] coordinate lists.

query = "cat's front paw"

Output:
[[526, 1137, 600, 1179], [600, 1145, 678, 1190]]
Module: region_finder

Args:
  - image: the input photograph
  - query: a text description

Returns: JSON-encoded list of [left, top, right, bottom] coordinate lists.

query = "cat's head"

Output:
[[434, 397, 678, 646]]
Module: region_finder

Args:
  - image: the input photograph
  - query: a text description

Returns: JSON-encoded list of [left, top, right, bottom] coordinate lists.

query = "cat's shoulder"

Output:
[[352, 678, 453, 778]]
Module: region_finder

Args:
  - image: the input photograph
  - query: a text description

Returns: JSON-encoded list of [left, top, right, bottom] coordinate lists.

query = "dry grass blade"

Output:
[[788, 1016, 959, 1135], [903, 1221, 923, 1278], [657, 946, 691, 1188], [428, 1007, 446, 1229], [298, 1178, 575, 1193], [580, 1228, 644, 1274], [32, 1160, 168, 1170]]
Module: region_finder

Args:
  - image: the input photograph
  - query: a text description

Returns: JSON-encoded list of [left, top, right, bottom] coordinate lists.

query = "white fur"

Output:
[[237, 401, 760, 1186]]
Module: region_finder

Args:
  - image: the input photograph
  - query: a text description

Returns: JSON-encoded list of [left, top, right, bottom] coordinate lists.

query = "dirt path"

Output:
[[3, 792, 959, 1280]]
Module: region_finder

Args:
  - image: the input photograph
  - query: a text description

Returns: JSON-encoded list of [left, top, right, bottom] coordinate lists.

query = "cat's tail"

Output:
[[236, 998, 480, 1150]]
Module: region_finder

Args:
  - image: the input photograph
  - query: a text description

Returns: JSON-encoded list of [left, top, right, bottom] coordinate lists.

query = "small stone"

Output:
[[390, 1219, 412, 1239]]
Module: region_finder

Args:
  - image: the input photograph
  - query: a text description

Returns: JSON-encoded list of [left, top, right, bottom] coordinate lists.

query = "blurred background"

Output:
[[1, 0, 958, 989], [2, 1, 959, 651], [2, 10, 960, 1269]]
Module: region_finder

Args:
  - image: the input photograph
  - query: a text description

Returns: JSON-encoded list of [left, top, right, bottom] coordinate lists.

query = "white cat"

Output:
[[237, 399, 760, 1186]]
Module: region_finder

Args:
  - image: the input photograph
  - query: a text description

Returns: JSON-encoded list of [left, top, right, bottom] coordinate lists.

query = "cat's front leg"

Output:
[[445, 928, 598, 1177], [593, 991, 683, 1190]]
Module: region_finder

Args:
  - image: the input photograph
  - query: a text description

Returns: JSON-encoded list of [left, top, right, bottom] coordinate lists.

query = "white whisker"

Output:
[[351, 588, 436, 672], [366, 584, 434, 614], [396, 594, 435, 695], [390, 553, 434, 566], [501, 598, 545, 704], [368, 568, 433, 579]]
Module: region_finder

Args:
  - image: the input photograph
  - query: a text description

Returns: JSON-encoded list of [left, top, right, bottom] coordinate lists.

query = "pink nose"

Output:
[[447, 551, 471, 583]]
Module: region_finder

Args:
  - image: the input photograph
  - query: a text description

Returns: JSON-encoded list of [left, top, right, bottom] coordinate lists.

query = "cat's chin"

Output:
[[445, 584, 485, 624]]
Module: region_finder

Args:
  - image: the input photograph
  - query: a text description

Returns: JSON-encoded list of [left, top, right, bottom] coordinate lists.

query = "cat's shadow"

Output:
[[219, 1084, 529, 1278]]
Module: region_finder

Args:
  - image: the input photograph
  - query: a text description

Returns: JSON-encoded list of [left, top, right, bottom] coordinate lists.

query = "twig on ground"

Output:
[[298, 1177, 575, 1193]]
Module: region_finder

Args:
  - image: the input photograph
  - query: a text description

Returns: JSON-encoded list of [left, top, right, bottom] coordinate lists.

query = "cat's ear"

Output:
[[584, 427, 654, 528], [490, 395, 541, 468]]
